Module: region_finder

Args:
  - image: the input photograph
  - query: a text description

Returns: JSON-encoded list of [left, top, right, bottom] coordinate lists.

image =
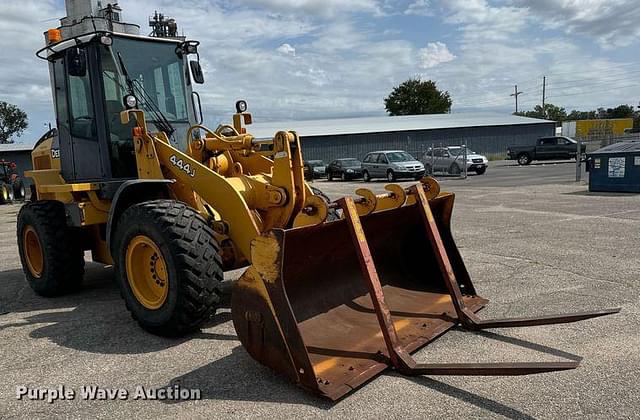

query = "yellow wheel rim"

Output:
[[23, 226, 44, 278], [125, 235, 169, 310]]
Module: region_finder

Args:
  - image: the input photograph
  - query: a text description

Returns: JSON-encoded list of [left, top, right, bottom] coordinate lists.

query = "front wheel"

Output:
[[517, 153, 532, 165], [476, 167, 487, 175], [449, 163, 461, 175], [341, 172, 347, 182], [363, 170, 371, 182], [0, 183, 10, 204], [113, 200, 223, 337], [387, 170, 396, 182]]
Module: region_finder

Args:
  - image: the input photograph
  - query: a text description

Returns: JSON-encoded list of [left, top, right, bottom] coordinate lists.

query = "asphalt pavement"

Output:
[[0, 161, 638, 419]]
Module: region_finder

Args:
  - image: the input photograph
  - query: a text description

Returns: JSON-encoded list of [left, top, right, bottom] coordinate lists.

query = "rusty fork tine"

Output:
[[411, 183, 621, 330], [393, 348, 581, 375], [461, 308, 621, 329], [338, 196, 583, 378]]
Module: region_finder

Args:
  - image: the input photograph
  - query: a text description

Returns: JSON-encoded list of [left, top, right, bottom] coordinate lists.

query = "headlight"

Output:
[[347, 169, 354, 173], [100, 35, 113, 46], [124, 95, 137, 109]]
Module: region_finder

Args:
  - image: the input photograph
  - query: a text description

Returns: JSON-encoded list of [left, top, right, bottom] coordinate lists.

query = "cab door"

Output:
[[53, 44, 111, 182]]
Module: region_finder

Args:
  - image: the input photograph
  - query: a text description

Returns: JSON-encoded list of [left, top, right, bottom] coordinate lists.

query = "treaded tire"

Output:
[[0, 183, 10, 204], [17, 201, 85, 297], [113, 200, 222, 337], [13, 179, 25, 200]]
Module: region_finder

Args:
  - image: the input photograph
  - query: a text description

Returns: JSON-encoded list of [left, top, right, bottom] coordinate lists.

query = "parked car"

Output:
[[361, 151, 425, 182], [303, 160, 327, 180], [421, 146, 488, 175], [507, 136, 586, 165], [327, 158, 363, 181]]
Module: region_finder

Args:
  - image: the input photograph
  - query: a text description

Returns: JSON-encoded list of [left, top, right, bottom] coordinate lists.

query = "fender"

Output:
[[106, 179, 175, 252]]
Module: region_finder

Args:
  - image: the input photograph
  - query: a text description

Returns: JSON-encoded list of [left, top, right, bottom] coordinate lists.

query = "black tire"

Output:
[[449, 163, 461, 175], [0, 183, 9, 204], [341, 172, 347, 182], [13, 179, 25, 200], [517, 153, 532, 165], [327, 171, 333, 181], [311, 187, 340, 221], [424, 163, 433, 175], [113, 200, 223, 337], [17, 201, 85, 297], [363, 170, 371, 182], [476, 167, 487, 175], [387, 170, 396, 182]]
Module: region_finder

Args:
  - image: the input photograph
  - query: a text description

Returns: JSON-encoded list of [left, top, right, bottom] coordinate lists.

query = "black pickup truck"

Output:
[[507, 136, 586, 165]]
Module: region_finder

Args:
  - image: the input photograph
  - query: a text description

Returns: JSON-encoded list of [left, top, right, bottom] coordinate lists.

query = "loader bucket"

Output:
[[232, 186, 620, 400]]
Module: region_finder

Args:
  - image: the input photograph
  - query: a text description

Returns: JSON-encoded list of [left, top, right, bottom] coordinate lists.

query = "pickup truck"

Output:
[[507, 136, 586, 165]]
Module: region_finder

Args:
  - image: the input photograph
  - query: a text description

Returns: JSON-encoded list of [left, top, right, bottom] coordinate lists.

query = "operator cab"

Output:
[[37, 3, 204, 184]]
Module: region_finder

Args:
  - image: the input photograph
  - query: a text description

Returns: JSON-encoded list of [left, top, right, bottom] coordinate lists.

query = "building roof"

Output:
[[0, 143, 34, 153], [249, 112, 554, 139], [589, 141, 640, 155]]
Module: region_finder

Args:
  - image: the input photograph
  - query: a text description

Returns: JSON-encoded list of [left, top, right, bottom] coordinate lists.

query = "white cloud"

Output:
[[405, 0, 431, 16], [240, 0, 383, 17], [276, 43, 296, 56], [419, 42, 455, 68], [510, 0, 640, 48], [442, 0, 528, 41]]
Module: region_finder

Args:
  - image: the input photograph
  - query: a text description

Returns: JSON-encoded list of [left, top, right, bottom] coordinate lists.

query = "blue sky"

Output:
[[2, 0, 639, 144]]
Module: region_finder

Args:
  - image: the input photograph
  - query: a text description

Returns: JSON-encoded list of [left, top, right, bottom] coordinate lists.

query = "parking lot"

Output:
[[1, 161, 639, 419]]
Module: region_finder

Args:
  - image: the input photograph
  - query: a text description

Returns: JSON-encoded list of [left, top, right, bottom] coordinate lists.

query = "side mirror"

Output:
[[67, 47, 87, 77], [190, 60, 204, 84]]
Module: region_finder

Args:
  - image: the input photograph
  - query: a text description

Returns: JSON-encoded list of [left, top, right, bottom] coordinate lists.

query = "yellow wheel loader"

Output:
[[18, 2, 619, 400]]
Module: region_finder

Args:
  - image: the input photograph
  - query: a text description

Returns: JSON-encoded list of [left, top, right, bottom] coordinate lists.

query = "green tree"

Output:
[[605, 104, 635, 119], [384, 78, 452, 116], [0, 101, 28, 144], [515, 103, 566, 121]]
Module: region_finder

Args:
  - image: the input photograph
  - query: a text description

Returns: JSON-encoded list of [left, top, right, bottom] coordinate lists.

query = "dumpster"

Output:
[[587, 142, 640, 193]]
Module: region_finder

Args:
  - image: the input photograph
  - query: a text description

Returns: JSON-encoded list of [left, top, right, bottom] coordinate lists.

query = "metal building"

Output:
[[250, 112, 555, 163]]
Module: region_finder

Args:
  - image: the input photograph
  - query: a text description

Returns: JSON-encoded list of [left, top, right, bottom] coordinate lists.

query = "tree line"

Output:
[[514, 103, 640, 126], [384, 78, 639, 130]]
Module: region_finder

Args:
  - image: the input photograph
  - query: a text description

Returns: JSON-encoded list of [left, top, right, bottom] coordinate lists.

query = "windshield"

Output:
[[447, 147, 477, 155], [341, 159, 361, 167], [308, 161, 325, 167], [387, 152, 415, 163], [104, 37, 189, 123]]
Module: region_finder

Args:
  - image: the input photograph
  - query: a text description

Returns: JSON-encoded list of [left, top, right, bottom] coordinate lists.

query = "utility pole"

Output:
[[542, 76, 546, 118], [511, 85, 523, 113]]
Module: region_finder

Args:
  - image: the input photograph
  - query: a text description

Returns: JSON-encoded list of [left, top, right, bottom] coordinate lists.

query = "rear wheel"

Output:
[[113, 200, 222, 336], [13, 180, 25, 200], [17, 201, 85, 297], [327, 171, 333, 181], [363, 170, 371, 182]]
